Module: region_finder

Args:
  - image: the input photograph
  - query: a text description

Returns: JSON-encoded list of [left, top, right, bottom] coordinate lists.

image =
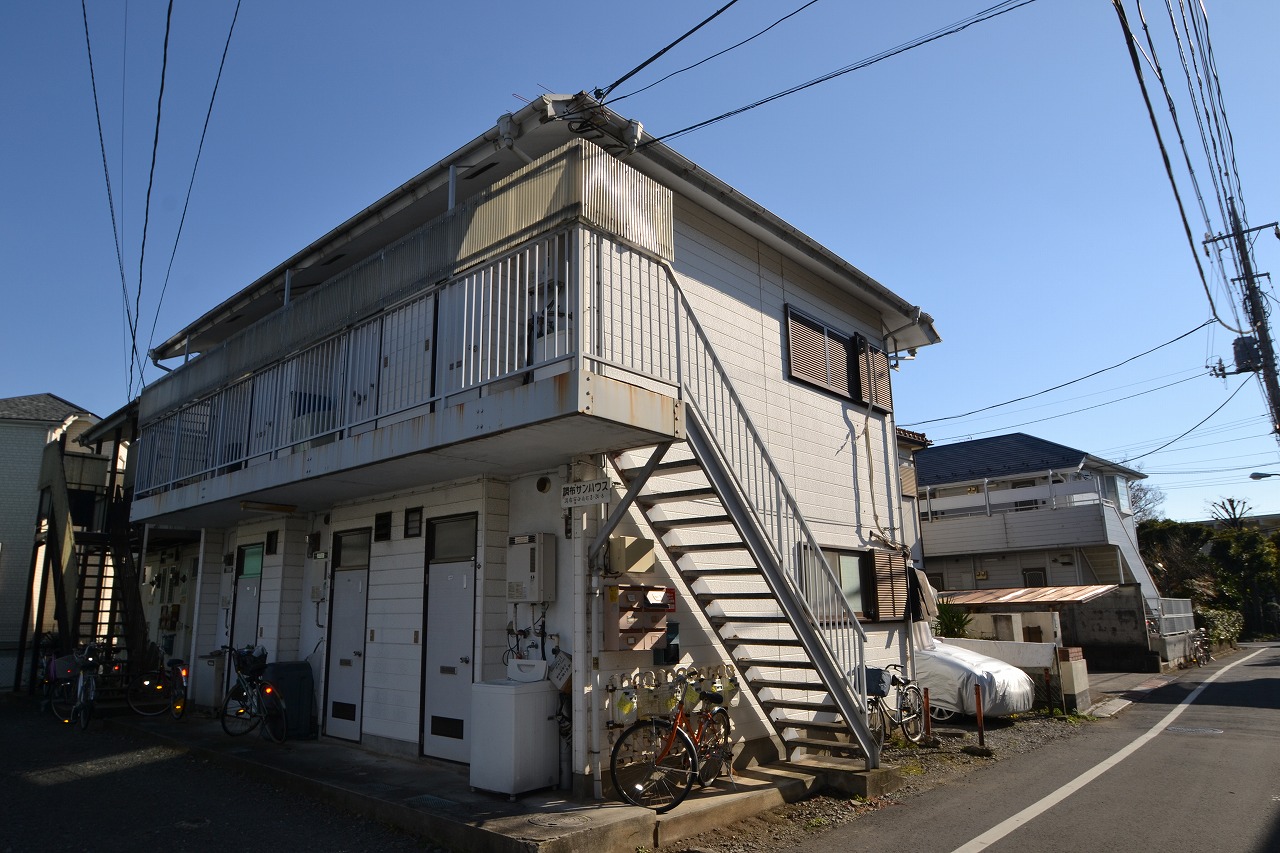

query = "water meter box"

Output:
[[506, 534, 556, 602], [262, 661, 316, 739]]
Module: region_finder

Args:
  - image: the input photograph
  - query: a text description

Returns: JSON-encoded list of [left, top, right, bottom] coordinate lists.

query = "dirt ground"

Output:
[[658, 711, 1095, 853]]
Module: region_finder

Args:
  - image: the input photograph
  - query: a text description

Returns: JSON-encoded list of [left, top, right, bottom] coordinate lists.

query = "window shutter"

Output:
[[899, 464, 917, 500], [787, 307, 850, 397], [873, 551, 908, 621], [855, 337, 894, 412]]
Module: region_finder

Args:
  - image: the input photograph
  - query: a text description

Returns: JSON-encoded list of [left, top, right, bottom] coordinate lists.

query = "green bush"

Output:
[[934, 599, 972, 638], [1195, 608, 1243, 645]]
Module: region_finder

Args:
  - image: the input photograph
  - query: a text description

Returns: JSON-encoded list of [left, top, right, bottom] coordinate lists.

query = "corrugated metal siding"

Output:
[[140, 139, 672, 425]]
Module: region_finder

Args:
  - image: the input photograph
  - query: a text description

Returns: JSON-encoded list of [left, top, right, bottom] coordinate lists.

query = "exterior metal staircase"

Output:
[[601, 258, 881, 767]]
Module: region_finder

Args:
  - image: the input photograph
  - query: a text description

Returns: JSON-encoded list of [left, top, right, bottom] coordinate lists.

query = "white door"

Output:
[[231, 544, 263, 649], [325, 530, 370, 741], [422, 515, 477, 762]]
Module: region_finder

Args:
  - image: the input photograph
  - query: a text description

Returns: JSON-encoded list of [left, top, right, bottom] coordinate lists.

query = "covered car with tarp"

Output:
[[915, 640, 1035, 718]]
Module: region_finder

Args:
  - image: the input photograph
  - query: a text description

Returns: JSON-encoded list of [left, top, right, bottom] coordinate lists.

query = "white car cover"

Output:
[[914, 640, 1036, 717]]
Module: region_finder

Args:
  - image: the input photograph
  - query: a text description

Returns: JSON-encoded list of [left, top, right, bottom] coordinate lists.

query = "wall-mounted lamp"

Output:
[[239, 500, 298, 514]]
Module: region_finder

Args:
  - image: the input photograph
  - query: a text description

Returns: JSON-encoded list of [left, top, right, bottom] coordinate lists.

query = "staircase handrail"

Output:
[[655, 259, 876, 759]]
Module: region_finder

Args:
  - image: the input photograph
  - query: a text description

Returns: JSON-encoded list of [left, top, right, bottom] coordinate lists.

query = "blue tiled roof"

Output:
[[914, 432, 1098, 487], [0, 393, 92, 423]]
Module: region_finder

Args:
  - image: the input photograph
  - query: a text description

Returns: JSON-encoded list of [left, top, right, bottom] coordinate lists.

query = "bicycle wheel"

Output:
[[50, 681, 75, 723], [220, 683, 260, 736], [610, 718, 696, 813], [169, 685, 187, 721], [127, 670, 171, 715], [259, 684, 288, 744], [696, 708, 732, 787], [899, 684, 924, 744], [77, 696, 93, 730], [866, 700, 886, 751]]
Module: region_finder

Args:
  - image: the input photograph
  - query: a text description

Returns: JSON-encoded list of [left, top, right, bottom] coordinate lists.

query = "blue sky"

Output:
[[3, 1, 1279, 522]]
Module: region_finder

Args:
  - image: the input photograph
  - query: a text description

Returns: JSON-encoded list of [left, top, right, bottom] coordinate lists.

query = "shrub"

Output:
[[934, 599, 972, 638], [1195, 608, 1243, 645]]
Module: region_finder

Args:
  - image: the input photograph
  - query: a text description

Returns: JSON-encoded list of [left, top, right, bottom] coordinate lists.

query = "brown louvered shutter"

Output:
[[856, 337, 894, 412], [873, 551, 908, 621], [899, 464, 917, 499], [787, 308, 850, 397]]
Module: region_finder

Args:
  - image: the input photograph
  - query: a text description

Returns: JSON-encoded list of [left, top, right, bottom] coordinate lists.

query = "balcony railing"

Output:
[[920, 479, 1110, 522]]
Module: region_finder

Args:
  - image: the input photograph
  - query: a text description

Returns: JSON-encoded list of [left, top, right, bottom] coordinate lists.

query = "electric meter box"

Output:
[[507, 533, 556, 602]]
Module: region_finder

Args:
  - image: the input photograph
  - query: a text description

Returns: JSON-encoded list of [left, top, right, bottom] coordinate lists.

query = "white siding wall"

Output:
[[670, 200, 902, 556], [0, 422, 53, 680]]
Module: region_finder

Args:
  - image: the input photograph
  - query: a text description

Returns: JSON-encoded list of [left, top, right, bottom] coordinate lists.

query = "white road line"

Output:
[[949, 647, 1270, 853]]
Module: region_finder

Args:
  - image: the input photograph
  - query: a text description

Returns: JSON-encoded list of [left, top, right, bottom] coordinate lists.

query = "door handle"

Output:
[[459, 656, 470, 664], [352, 651, 363, 657]]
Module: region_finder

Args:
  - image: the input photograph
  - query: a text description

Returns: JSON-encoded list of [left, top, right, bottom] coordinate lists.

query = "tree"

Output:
[[1210, 497, 1253, 529], [1138, 519, 1218, 603], [1208, 526, 1280, 636], [1128, 477, 1165, 523]]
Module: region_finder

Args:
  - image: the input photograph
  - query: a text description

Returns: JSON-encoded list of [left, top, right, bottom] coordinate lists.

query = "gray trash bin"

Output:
[[262, 661, 316, 739]]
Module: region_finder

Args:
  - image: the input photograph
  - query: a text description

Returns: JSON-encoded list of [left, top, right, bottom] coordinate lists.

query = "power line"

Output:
[[930, 374, 1202, 444], [594, 0, 742, 103], [640, 0, 1039, 147], [146, 0, 243, 367], [133, 0, 175, 394], [1120, 375, 1252, 464], [607, 1, 824, 105], [81, 0, 142, 390], [901, 319, 1212, 428], [1111, 0, 1241, 335]]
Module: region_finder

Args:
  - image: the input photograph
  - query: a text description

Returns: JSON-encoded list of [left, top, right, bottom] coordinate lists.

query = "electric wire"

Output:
[[146, 0, 243, 365], [606, 0, 824, 105], [640, 0, 1039, 147], [594, 0, 741, 102], [1120, 375, 1251, 464], [1112, 1, 1241, 335], [930, 374, 1202, 444], [133, 0, 175, 392], [81, 0, 142, 390], [901, 319, 1213, 427]]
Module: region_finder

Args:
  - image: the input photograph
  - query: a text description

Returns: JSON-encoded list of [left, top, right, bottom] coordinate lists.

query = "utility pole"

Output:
[[1206, 198, 1280, 436]]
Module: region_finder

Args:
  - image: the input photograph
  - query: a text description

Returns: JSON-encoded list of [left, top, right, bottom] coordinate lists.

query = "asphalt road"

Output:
[[0, 695, 441, 853], [784, 643, 1280, 853]]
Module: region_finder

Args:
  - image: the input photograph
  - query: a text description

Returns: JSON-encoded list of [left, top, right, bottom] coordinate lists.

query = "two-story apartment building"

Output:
[[913, 433, 1162, 605], [129, 94, 939, 791]]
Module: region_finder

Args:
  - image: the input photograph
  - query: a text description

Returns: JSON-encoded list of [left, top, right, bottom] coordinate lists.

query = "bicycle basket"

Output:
[[52, 654, 77, 680], [865, 666, 891, 698], [233, 648, 267, 677]]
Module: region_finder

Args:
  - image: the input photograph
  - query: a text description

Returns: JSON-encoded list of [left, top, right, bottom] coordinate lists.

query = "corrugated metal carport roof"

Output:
[[940, 585, 1119, 607]]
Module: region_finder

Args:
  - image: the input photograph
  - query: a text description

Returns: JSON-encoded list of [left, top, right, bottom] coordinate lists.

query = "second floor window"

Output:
[[785, 305, 893, 412]]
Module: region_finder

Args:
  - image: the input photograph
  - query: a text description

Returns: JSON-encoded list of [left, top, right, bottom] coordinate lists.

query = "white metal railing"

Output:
[[1152, 597, 1195, 635], [580, 231, 874, 754], [921, 480, 1108, 521], [136, 230, 579, 494]]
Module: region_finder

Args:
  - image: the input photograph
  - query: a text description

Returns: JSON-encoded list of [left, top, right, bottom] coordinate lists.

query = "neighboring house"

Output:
[[913, 433, 1188, 668], [127, 93, 940, 789], [0, 394, 98, 686]]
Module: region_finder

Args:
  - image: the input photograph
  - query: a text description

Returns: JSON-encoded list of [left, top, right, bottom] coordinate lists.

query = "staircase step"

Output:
[[776, 717, 849, 734], [650, 515, 734, 530], [709, 614, 789, 626], [735, 657, 817, 670], [681, 563, 758, 577], [721, 636, 803, 647], [752, 677, 825, 691], [638, 488, 718, 505], [762, 698, 838, 712], [695, 591, 774, 601], [620, 459, 704, 479], [670, 541, 748, 554], [783, 736, 864, 756]]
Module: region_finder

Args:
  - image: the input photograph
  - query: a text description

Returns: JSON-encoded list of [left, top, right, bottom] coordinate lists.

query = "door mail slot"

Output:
[[339, 658, 353, 667], [440, 665, 457, 675]]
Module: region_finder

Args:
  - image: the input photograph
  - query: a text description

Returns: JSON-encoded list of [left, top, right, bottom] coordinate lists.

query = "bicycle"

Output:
[[865, 663, 924, 747], [49, 642, 105, 730], [1189, 629, 1213, 667], [218, 645, 288, 743], [127, 657, 189, 719], [609, 673, 733, 813]]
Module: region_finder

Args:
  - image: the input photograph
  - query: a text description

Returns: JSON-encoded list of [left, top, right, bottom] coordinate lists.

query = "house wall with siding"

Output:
[[669, 200, 903, 557]]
